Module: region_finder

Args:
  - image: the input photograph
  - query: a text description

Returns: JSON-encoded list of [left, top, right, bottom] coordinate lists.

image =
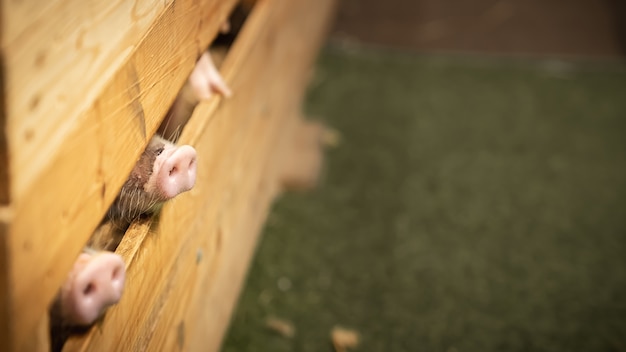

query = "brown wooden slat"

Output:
[[62, 1, 276, 349], [187, 0, 337, 349], [1, 0, 238, 350], [63, 0, 336, 350], [0, 210, 10, 349], [0, 57, 8, 205], [2, 0, 168, 199]]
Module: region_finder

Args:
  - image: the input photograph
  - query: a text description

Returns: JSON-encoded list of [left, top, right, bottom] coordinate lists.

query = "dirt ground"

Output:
[[331, 0, 626, 58]]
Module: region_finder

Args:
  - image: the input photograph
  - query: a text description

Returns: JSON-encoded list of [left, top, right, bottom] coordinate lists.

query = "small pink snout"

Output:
[[64, 252, 126, 326], [157, 145, 197, 199]]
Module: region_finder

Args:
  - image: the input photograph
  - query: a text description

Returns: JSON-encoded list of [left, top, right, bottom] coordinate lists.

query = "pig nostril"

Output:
[[111, 267, 121, 281], [83, 283, 95, 296], [170, 166, 178, 176]]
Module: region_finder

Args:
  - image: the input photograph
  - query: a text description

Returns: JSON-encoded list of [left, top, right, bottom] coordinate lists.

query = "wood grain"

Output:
[[187, 1, 337, 349], [3, 0, 167, 198], [0, 209, 10, 349], [63, 0, 336, 350], [1, 0, 335, 349], [0, 65, 8, 205], [0, 0, 238, 350]]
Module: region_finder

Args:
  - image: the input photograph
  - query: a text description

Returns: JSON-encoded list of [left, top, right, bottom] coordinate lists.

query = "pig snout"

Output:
[[62, 252, 126, 326], [157, 145, 197, 199]]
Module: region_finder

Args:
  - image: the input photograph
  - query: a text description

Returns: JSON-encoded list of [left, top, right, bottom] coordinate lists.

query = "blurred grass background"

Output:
[[222, 1, 626, 350], [222, 46, 626, 351]]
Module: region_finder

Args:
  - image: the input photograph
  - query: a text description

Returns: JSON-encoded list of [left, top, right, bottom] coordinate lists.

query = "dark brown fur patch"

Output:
[[107, 138, 166, 227], [125, 139, 163, 191]]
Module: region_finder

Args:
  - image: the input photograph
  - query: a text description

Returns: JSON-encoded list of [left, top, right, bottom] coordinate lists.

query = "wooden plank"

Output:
[[187, 0, 337, 349], [1, 0, 171, 46], [63, 0, 336, 350], [1, 0, 239, 350], [1, 0, 168, 198], [0, 208, 10, 349], [0, 58, 7, 205], [0, 5, 9, 345], [62, 1, 276, 348]]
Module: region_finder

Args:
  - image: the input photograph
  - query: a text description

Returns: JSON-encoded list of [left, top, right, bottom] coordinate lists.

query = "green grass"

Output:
[[222, 47, 626, 352]]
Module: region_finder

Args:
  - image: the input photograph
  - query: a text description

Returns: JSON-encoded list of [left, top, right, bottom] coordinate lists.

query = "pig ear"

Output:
[[189, 67, 213, 101], [207, 68, 232, 98], [189, 52, 232, 101]]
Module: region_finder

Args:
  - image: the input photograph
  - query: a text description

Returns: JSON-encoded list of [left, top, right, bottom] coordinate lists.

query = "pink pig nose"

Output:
[[66, 252, 126, 326], [157, 145, 197, 199]]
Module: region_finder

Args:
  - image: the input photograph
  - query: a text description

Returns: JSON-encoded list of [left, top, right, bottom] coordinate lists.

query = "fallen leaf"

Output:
[[331, 326, 360, 352], [265, 316, 295, 338]]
